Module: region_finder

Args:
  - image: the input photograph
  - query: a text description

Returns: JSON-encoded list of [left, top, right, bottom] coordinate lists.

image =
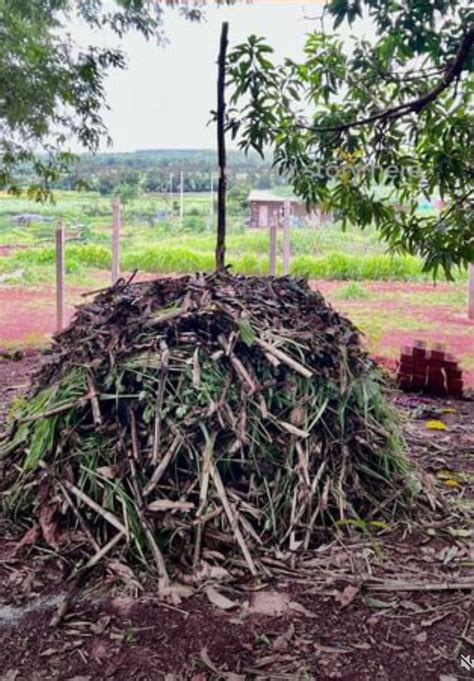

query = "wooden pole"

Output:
[[55, 221, 65, 333], [269, 217, 277, 277], [282, 201, 291, 275], [208, 173, 214, 231], [111, 197, 121, 285], [469, 263, 474, 321], [180, 170, 184, 226], [169, 173, 173, 219], [215, 21, 229, 271]]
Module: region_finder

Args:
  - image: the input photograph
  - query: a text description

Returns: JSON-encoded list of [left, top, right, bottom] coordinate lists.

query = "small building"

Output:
[[248, 190, 331, 229]]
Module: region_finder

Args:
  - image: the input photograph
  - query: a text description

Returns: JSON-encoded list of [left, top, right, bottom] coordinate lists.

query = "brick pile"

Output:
[[397, 341, 464, 398]]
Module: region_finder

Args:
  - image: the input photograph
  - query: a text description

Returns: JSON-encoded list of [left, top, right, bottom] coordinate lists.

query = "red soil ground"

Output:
[[0, 279, 473, 386], [0, 286, 83, 346], [316, 281, 474, 388]]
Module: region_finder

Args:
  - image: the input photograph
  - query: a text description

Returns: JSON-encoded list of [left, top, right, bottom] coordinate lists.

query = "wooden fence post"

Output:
[[180, 170, 184, 226], [269, 217, 277, 277], [469, 263, 474, 321], [55, 221, 65, 333], [112, 197, 121, 285], [282, 201, 291, 275]]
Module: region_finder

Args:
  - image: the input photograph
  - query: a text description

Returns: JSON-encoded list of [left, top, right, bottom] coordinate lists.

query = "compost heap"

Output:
[[1, 272, 412, 580]]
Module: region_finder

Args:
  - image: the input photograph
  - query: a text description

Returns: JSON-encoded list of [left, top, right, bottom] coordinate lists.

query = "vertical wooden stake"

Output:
[[215, 21, 229, 271], [55, 221, 65, 333], [208, 173, 214, 231], [112, 197, 121, 285], [282, 201, 291, 275], [469, 263, 474, 321], [169, 173, 174, 219], [269, 218, 277, 277], [180, 170, 184, 226]]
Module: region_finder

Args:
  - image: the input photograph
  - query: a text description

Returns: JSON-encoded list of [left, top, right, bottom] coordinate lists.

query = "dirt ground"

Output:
[[0, 355, 474, 680], [315, 281, 474, 387]]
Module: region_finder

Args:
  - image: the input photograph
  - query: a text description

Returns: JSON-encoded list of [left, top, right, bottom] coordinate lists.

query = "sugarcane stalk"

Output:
[[210, 463, 258, 576], [128, 415, 169, 583]]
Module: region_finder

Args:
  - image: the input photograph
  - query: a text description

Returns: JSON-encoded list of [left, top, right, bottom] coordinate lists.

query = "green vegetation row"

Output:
[[1, 241, 468, 284]]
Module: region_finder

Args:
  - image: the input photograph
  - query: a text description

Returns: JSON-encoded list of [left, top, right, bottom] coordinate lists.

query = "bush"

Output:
[[122, 246, 215, 273], [336, 282, 369, 300], [67, 244, 111, 269], [291, 253, 425, 281], [183, 216, 206, 233]]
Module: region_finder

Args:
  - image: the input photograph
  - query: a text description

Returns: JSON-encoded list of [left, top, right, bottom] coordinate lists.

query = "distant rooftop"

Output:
[[248, 190, 301, 203]]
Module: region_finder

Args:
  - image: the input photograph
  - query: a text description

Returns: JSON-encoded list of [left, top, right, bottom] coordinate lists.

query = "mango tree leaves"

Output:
[[227, 1, 474, 278]]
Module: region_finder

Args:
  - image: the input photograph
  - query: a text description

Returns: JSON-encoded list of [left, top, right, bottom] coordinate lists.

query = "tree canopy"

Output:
[[0, 0, 232, 199], [227, 0, 473, 276]]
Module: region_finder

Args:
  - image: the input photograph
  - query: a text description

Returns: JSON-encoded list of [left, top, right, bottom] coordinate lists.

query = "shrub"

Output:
[[336, 282, 369, 300]]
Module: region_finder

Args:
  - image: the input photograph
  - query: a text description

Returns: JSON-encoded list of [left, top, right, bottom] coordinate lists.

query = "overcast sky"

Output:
[[72, 3, 340, 152]]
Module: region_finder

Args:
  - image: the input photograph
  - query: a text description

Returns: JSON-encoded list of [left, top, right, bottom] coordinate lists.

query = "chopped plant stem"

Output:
[[1, 272, 415, 577]]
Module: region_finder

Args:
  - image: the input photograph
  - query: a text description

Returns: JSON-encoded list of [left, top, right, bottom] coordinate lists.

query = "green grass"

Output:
[[346, 310, 436, 346], [1, 243, 448, 283], [0, 189, 470, 285], [336, 282, 369, 300], [0, 240, 469, 285]]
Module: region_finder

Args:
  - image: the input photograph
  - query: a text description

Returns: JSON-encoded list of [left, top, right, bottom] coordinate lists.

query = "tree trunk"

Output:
[[215, 21, 229, 271], [469, 263, 474, 320]]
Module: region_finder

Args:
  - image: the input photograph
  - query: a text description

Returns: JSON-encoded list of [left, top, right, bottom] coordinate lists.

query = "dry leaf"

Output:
[[205, 586, 239, 611], [1, 671, 20, 681], [272, 623, 295, 653], [442, 545, 458, 565], [313, 642, 352, 654], [425, 420, 448, 431], [247, 591, 290, 617], [38, 504, 61, 548], [193, 561, 230, 582], [414, 631, 427, 643], [288, 601, 317, 619], [200, 647, 220, 673], [421, 612, 451, 628], [39, 648, 59, 657], [351, 641, 371, 650], [159, 581, 194, 605], [443, 479, 461, 488], [365, 597, 396, 609], [334, 584, 359, 608], [90, 615, 111, 635], [253, 653, 284, 669], [97, 465, 121, 480], [148, 499, 194, 512], [399, 599, 422, 613], [9, 525, 40, 557], [108, 561, 137, 580]]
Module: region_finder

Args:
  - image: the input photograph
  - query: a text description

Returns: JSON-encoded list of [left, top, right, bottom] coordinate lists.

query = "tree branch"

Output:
[[306, 27, 474, 134]]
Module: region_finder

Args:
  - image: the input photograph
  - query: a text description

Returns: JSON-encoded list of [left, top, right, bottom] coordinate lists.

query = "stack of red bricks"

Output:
[[397, 341, 464, 397]]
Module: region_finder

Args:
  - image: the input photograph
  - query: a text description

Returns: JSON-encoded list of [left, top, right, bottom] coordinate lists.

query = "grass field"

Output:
[[0, 190, 468, 286]]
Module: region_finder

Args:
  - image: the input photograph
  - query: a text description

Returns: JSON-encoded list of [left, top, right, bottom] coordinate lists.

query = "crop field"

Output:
[[0, 190, 472, 384]]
